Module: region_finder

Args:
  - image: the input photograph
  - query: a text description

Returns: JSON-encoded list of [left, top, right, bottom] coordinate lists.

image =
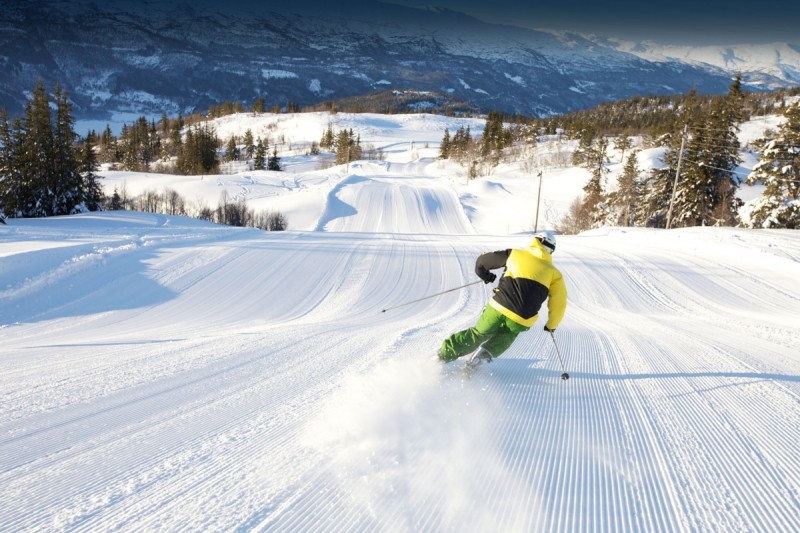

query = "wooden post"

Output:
[[666, 125, 688, 230], [534, 170, 543, 232]]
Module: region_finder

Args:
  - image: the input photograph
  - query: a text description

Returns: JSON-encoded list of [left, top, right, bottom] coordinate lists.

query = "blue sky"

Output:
[[385, 0, 799, 44]]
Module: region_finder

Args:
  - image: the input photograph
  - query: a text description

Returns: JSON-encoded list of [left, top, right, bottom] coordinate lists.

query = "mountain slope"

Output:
[[2, 0, 796, 126]]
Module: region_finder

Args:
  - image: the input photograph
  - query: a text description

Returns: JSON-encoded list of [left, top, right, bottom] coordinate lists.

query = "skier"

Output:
[[438, 231, 567, 364]]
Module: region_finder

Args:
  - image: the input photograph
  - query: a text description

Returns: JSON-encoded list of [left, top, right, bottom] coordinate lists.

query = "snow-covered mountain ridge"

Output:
[[592, 36, 800, 85], [2, 0, 798, 129]]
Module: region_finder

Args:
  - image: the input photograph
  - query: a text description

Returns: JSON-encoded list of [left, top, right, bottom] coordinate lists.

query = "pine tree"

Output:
[[709, 77, 745, 226], [225, 135, 239, 162], [450, 126, 465, 161], [671, 79, 744, 227], [668, 125, 714, 227], [0, 107, 12, 219], [0, 81, 101, 217], [160, 112, 170, 136], [645, 89, 700, 228], [177, 129, 194, 173], [169, 114, 183, 157], [581, 136, 609, 227], [149, 119, 161, 160], [253, 97, 266, 114], [613, 135, 633, 162], [332, 129, 361, 162], [243, 129, 255, 160], [110, 187, 123, 210], [572, 128, 596, 167], [439, 128, 450, 159], [746, 102, 800, 228], [176, 125, 219, 175], [79, 133, 104, 212], [51, 83, 84, 215], [121, 116, 157, 171], [268, 147, 282, 171], [19, 80, 56, 216], [639, 168, 671, 228], [320, 124, 334, 150], [1, 115, 27, 218], [99, 125, 117, 163], [449, 125, 472, 165], [253, 138, 266, 170], [351, 131, 362, 161], [610, 150, 642, 226], [481, 111, 509, 166]]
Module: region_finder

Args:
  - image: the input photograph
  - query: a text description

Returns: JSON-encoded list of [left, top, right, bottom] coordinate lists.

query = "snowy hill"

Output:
[[2, 113, 800, 531], [98, 110, 781, 233]]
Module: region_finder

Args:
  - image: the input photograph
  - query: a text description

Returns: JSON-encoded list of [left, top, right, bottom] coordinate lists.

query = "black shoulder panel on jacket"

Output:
[[475, 249, 510, 279]]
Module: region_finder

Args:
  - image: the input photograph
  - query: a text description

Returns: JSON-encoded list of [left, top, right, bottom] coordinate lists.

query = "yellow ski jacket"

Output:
[[475, 239, 567, 329]]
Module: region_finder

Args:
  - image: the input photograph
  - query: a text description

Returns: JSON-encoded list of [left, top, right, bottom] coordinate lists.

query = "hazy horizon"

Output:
[[386, 0, 800, 45]]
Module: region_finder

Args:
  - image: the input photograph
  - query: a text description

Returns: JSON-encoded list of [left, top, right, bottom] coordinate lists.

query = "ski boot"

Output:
[[463, 347, 493, 375]]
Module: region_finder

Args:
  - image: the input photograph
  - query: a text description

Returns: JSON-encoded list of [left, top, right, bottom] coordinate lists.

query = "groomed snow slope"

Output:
[[2, 175, 800, 530]]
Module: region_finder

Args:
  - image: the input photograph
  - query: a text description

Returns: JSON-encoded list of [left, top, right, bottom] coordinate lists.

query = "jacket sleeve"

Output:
[[475, 250, 510, 281], [544, 269, 567, 330]]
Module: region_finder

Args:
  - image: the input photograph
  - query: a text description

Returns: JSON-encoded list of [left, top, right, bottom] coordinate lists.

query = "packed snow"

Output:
[[1, 112, 799, 532]]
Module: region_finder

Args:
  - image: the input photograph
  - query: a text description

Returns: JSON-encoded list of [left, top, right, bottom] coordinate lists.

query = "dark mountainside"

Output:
[[0, 0, 795, 123]]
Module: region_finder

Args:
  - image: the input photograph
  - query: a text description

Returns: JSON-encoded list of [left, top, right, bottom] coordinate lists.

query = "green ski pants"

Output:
[[439, 305, 531, 362]]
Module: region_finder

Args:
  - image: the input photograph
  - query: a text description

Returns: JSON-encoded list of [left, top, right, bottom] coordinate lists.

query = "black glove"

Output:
[[544, 325, 555, 333], [481, 272, 496, 284]]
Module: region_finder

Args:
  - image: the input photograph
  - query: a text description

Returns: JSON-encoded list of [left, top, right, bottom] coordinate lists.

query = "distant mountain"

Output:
[[1, 0, 798, 125], [582, 35, 800, 87]]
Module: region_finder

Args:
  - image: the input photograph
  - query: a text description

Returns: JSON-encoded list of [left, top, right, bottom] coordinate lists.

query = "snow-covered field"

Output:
[[2, 113, 799, 531]]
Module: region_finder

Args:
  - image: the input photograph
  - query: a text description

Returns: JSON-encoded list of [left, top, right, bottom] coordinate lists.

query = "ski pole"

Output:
[[380, 280, 484, 314], [548, 330, 570, 381]]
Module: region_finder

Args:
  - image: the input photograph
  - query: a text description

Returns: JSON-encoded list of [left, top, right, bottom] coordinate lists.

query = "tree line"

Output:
[[109, 185, 288, 231], [0, 80, 104, 220], [320, 124, 363, 164], [745, 102, 800, 228], [531, 86, 800, 138], [437, 77, 799, 230], [4, 79, 797, 229], [557, 77, 799, 230], [439, 112, 515, 179], [0, 81, 289, 229]]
